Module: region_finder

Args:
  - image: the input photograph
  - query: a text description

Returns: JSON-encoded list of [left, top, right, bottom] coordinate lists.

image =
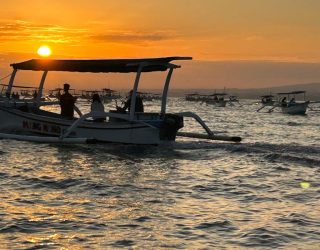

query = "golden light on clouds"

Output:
[[37, 45, 51, 57], [1, 1, 320, 89]]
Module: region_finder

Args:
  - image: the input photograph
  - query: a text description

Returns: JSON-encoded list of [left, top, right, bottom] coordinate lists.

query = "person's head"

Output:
[[63, 83, 70, 92], [92, 93, 101, 103]]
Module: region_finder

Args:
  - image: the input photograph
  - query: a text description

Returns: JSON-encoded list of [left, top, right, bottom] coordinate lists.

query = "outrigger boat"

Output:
[[258, 91, 310, 115], [47, 88, 78, 100], [139, 92, 162, 101], [276, 91, 309, 115], [0, 57, 241, 144], [206, 93, 228, 107], [79, 90, 101, 100], [185, 93, 200, 101], [256, 94, 275, 112], [228, 95, 241, 106], [0, 83, 38, 100], [101, 88, 121, 102]]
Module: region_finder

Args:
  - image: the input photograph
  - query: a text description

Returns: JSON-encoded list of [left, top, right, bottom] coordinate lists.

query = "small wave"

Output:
[[264, 153, 320, 168], [173, 141, 320, 155], [112, 239, 135, 247], [238, 227, 298, 248], [134, 216, 152, 222], [23, 176, 83, 190], [195, 219, 238, 232], [276, 213, 320, 227], [117, 224, 140, 229], [287, 122, 301, 126]]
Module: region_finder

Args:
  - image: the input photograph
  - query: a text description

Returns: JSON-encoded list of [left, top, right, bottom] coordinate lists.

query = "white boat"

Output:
[[206, 93, 228, 107], [277, 91, 309, 115], [0, 57, 241, 144], [185, 93, 200, 101]]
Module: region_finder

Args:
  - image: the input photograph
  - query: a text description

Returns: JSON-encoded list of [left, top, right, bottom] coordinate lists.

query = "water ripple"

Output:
[[0, 99, 319, 249]]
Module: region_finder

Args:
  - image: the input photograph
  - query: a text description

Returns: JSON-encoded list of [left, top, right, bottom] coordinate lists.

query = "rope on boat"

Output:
[[0, 73, 12, 82]]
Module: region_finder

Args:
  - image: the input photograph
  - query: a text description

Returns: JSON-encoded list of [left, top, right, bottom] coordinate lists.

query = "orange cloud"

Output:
[[0, 20, 87, 43], [90, 30, 177, 45]]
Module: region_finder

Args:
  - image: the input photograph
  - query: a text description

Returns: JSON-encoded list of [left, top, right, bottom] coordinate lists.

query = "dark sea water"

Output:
[[0, 98, 319, 249]]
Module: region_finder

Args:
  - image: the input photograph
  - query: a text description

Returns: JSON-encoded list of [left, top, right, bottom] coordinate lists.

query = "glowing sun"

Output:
[[37, 45, 52, 57]]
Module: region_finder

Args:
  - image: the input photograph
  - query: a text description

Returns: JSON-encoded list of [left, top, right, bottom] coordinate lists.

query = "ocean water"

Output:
[[0, 98, 319, 249]]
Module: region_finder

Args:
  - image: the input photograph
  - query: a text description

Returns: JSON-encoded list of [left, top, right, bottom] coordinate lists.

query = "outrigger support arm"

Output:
[[5, 69, 17, 98], [175, 112, 242, 142], [161, 65, 175, 115], [175, 112, 213, 135]]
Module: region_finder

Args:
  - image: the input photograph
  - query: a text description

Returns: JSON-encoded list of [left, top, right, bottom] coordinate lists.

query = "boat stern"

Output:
[[159, 114, 184, 141]]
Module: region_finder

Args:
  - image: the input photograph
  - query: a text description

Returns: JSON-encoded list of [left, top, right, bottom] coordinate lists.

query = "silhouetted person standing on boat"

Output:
[[33, 90, 38, 99], [120, 90, 144, 113], [281, 97, 287, 107], [60, 83, 75, 119]]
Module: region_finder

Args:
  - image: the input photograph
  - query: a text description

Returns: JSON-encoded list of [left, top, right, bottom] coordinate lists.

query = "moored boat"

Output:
[[0, 57, 241, 144], [277, 91, 309, 115], [206, 93, 228, 107]]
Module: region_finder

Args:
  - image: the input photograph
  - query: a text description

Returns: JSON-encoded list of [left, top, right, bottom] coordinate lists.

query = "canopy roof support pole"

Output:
[[36, 71, 48, 106], [161, 66, 174, 116], [5, 69, 17, 98], [130, 64, 144, 121]]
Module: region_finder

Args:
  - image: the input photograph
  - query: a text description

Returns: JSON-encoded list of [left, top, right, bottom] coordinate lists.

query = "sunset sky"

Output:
[[1, 0, 320, 90]]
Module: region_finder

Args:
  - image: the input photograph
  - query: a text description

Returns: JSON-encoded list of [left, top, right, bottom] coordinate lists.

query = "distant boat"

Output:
[[228, 95, 241, 106], [101, 88, 121, 102], [185, 93, 200, 101], [256, 94, 275, 112], [0, 83, 39, 100], [258, 91, 310, 115], [277, 91, 309, 115], [137, 92, 161, 101], [206, 93, 228, 107]]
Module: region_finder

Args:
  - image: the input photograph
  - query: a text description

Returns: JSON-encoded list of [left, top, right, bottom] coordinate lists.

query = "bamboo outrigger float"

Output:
[[0, 57, 241, 144]]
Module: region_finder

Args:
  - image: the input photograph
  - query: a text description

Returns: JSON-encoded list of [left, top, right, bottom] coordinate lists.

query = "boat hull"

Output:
[[281, 102, 309, 115], [0, 107, 182, 144], [206, 100, 227, 107]]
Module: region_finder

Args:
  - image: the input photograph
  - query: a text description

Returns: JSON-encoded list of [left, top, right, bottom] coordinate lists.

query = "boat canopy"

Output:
[[0, 83, 37, 89], [277, 91, 306, 95], [210, 93, 228, 96], [260, 95, 274, 98], [11, 57, 192, 73]]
